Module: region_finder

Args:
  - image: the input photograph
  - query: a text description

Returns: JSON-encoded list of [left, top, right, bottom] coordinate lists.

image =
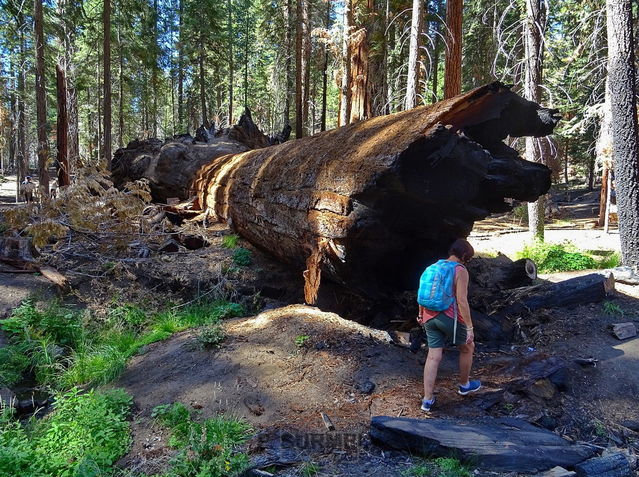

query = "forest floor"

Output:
[[1, 184, 638, 476]]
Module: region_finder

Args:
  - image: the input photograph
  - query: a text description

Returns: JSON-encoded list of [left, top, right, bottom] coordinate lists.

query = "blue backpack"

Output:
[[417, 259, 459, 311]]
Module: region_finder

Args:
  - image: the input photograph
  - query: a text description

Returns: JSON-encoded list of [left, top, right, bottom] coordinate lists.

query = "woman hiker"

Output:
[[417, 238, 481, 412]]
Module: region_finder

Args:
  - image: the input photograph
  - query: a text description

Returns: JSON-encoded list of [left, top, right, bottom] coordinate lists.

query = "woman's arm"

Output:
[[455, 267, 474, 343]]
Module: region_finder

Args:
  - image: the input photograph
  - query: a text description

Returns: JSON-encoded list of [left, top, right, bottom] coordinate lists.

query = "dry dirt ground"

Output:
[[1, 186, 638, 476]]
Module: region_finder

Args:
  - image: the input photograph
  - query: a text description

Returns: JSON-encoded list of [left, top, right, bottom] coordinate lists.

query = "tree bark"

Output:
[[56, 64, 70, 187], [405, 0, 424, 110], [103, 0, 112, 168], [443, 0, 463, 99], [524, 0, 547, 240], [34, 0, 49, 195], [607, 0, 639, 266]]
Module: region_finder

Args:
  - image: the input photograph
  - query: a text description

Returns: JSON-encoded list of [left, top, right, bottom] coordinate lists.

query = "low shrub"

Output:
[[0, 388, 132, 476], [516, 241, 597, 272], [197, 324, 226, 349], [152, 402, 252, 476], [232, 248, 253, 266]]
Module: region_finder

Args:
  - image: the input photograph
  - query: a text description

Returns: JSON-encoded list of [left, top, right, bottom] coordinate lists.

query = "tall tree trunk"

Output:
[[227, 0, 234, 125], [607, 0, 639, 266], [431, 16, 441, 102], [152, 0, 158, 138], [34, 0, 50, 195], [244, 4, 250, 107], [524, 0, 547, 240], [283, 0, 292, 126], [443, 0, 463, 99], [320, 0, 330, 131], [381, 0, 391, 114], [17, 27, 27, 182], [339, 0, 352, 126], [118, 20, 124, 147], [295, 0, 308, 137], [597, 77, 612, 226], [56, 64, 70, 186], [178, 0, 185, 131], [302, 0, 311, 129], [199, 43, 209, 127], [405, 0, 424, 109], [103, 0, 112, 169]]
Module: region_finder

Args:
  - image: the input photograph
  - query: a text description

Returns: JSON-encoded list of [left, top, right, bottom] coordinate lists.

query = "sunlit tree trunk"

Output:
[[523, 0, 548, 240], [405, 0, 424, 109]]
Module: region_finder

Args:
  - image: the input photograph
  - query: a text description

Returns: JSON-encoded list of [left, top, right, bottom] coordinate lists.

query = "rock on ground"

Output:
[[370, 416, 597, 472]]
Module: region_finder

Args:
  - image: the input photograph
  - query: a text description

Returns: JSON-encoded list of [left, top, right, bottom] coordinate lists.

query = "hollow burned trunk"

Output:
[[191, 82, 561, 301]]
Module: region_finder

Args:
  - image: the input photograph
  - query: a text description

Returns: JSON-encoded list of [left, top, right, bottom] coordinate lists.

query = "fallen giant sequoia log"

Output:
[[190, 82, 560, 301], [111, 109, 290, 201]]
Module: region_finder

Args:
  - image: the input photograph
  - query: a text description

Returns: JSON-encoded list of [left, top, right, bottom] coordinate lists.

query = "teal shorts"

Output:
[[423, 312, 467, 348]]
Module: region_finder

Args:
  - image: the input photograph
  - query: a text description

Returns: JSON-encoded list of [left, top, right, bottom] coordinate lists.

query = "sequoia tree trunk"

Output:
[[190, 83, 559, 300]]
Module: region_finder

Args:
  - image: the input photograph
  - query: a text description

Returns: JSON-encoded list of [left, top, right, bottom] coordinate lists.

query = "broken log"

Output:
[[496, 272, 615, 316], [370, 416, 596, 472], [111, 108, 289, 202], [190, 82, 559, 300], [0, 257, 68, 289], [467, 254, 537, 311]]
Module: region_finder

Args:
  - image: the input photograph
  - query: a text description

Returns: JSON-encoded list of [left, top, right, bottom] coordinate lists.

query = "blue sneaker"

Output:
[[421, 397, 436, 412], [458, 380, 481, 395]]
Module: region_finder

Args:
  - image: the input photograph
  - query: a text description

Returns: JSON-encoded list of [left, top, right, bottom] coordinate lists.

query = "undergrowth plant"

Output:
[[0, 388, 132, 476], [222, 234, 240, 249], [0, 299, 245, 391], [152, 402, 252, 476], [232, 248, 253, 266], [197, 324, 226, 348], [516, 241, 619, 272]]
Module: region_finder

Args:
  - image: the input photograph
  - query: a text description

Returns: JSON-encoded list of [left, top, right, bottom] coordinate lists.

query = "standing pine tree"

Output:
[[606, 0, 639, 266], [34, 0, 49, 194]]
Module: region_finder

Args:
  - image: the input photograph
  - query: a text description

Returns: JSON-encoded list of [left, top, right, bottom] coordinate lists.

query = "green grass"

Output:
[[152, 402, 252, 476], [222, 234, 240, 249], [401, 461, 432, 476], [0, 299, 245, 391], [232, 247, 253, 266], [0, 388, 132, 477], [295, 334, 311, 347], [434, 457, 472, 477], [516, 241, 620, 273], [300, 461, 321, 476], [602, 300, 624, 316]]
